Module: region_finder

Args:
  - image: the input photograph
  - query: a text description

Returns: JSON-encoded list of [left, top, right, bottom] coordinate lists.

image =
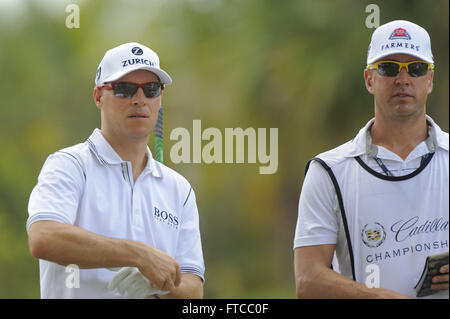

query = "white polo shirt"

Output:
[[294, 115, 449, 298], [27, 128, 205, 298]]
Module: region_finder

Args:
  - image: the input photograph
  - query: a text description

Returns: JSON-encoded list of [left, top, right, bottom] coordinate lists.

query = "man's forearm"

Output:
[[159, 273, 203, 299], [28, 220, 144, 269], [297, 266, 409, 299], [298, 265, 371, 298]]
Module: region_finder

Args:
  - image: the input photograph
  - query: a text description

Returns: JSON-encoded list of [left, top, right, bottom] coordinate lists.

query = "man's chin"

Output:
[[390, 106, 423, 122], [127, 129, 152, 141]]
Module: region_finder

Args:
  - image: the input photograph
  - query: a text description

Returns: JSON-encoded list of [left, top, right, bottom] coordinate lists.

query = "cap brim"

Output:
[[102, 66, 172, 85], [367, 51, 434, 65]]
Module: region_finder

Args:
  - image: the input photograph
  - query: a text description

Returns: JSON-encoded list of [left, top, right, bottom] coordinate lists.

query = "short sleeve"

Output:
[[27, 152, 85, 233], [175, 188, 205, 282], [294, 160, 340, 248]]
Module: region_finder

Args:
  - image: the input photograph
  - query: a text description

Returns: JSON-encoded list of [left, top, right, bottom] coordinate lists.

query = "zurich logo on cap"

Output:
[[389, 28, 411, 40], [131, 47, 143, 55]]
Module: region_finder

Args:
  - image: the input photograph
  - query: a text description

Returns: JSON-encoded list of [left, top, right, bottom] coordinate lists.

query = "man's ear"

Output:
[[427, 70, 434, 95], [364, 69, 375, 95], [93, 86, 103, 109]]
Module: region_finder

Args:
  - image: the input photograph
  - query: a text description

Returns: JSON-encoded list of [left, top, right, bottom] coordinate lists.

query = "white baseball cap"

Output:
[[367, 20, 434, 65], [95, 42, 172, 85]]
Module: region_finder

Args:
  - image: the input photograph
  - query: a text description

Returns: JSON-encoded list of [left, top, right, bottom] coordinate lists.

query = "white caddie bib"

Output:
[[318, 150, 448, 298]]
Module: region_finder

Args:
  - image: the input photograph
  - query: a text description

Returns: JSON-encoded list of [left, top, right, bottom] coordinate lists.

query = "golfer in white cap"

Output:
[[293, 20, 448, 298], [27, 42, 205, 298]]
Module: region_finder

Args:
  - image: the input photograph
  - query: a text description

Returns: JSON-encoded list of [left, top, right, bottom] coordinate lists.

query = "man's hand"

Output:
[[136, 245, 182, 292], [431, 264, 449, 291], [108, 267, 169, 298]]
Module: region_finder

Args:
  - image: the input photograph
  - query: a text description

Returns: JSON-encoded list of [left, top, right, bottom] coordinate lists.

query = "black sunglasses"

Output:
[[367, 61, 434, 77], [99, 82, 164, 98]]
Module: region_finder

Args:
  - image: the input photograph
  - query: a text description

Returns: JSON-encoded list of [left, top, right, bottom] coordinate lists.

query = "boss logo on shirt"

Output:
[[154, 207, 179, 229]]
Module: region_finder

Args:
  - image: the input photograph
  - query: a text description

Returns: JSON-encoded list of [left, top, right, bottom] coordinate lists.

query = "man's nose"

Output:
[[394, 66, 411, 85], [132, 87, 147, 105]]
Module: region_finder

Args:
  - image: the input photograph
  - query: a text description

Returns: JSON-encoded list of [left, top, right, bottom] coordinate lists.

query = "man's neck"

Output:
[[370, 115, 428, 160], [101, 130, 149, 182]]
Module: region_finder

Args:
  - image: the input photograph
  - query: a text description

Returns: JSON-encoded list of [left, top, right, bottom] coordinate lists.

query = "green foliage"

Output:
[[0, 0, 448, 298]]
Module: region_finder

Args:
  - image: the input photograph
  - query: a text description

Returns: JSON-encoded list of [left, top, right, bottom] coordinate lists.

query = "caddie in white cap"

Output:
[[27, 42, 205, 299], [366, 20, 434, 65], [294, 20, 448, 299]]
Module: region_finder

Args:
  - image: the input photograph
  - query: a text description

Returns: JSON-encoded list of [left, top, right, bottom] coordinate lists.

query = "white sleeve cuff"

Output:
[[180, 265, 205, 283], [26, 211, 73, 234], [293, 236, 337, 249]]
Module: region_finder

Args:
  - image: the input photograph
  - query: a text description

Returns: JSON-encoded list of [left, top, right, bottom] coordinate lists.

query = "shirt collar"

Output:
[[345, 115, 448, 158], [425, 115, 449, 152], [87, 128, 163, 178]]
